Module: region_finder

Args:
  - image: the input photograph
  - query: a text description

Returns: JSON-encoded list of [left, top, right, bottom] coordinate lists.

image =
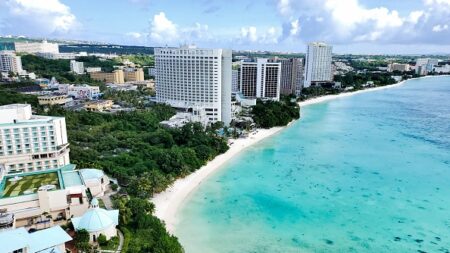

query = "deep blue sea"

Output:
[[175, 76, 450, 253]]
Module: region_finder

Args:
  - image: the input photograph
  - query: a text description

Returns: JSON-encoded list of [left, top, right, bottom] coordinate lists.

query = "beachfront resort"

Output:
[[1, 5, 450, 250], [0, 104, 119, 253]]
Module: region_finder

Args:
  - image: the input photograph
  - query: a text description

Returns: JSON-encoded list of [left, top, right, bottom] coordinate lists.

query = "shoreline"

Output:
[[151, 126, 287, 232], [151, 76, 430, 233]]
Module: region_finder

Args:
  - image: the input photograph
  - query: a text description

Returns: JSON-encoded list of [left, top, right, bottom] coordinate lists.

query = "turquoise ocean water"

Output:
[[175, 76, 450, 253]]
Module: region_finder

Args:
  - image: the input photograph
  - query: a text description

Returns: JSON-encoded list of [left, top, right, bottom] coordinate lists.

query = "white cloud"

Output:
[[149, 12, 179, 43], [148, 12, 211, 45], [277, 0, 450, 45], [277, 0, 291, 17], [238, 26, 281, 44], [408, 11, 425, 24], [432, 24, 449, 32], [289, 19, 300, 36], [425, 0, 450, 6], [126, 32, 144, 39], [1, 0, 79, 36], [324, 0, 403, 38], [240, 26, 258, 42]]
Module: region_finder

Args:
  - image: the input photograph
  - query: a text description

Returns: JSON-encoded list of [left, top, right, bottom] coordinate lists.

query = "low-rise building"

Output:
[[38, 94, 73, 106], [124, 68, 144, 82], [90, 70, 125, 83], [86, 67, 102, 73], [70, 60, 84, 75], [0, 165, 109, 229], [0, 226, 72, 253], [106, 83, 138, 91], [14, 40, 59, 54], [160, 111, 208, 128], [58, 84, 101, 100], [36, 52, 87, 60], [84, 100, 114, 112], [388, 63, 410, 72], [128, 80, 155, 90], [79, 169, 110, 197], [72, 198, 119, 242]]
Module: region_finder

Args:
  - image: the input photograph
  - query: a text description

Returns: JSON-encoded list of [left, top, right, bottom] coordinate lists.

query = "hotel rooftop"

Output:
[[0, 225, 72, 253]]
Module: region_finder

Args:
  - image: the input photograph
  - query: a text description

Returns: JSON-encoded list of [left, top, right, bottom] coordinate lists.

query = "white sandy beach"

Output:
[[298, 80, 407, 106], [151, 78, 411, 233], [151, 126, 285, 232]]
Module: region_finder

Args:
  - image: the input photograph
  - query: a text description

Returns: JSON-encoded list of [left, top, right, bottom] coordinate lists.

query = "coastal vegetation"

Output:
[[0, 91, 229, 252], [334, 72, 397, 88], [43, 105, 228, 190], [251, 96, 300, 128], [113, 196, 183, 253]]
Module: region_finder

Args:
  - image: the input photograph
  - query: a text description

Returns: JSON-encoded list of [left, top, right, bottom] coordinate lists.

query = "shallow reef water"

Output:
[[176, 76, 450, 253]]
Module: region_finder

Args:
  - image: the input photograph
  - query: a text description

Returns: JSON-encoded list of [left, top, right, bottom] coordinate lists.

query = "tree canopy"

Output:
[[251, 96, 300, 128]]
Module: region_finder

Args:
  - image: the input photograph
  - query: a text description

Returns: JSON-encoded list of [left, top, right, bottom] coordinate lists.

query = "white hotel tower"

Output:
[[155, 46, 232, 126], [304, 42, 333, 88], [0, 104, 70, 180]]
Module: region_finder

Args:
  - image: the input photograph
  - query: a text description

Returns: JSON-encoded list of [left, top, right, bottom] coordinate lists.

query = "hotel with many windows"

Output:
[[0, 104, 70, 180], [304, 42, 333, 88], [239, 58, 281, 101], [155, 46, 232, 125]]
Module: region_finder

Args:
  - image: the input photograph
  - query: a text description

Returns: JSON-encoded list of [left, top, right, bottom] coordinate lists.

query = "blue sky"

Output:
[[1, 0, 450, 54]]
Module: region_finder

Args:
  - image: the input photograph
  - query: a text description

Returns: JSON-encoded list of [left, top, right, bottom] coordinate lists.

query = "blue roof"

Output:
[[0, 227, 28, 253], [72, 205, 119, 233], [28, 226, 72, 253], [61, 171, 83, 187], [79, 169, 105, 180], [0, 226, 72, 253]]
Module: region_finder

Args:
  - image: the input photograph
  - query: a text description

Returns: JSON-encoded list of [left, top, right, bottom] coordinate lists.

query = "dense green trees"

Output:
[[20, 55, 122, 85], [334, 72, 395, 89], [44, 105, 228, 194], [334, 72, 396, 88], [117, 55, 154, 67], [75, 56, 121, 72], [0, 89, 40, 107], [114, 197, 183, 253], [40, 104, 228, 253], [251, 96, 300, 128], [74, 229, 91, 252], [102, 89, 151, 108]]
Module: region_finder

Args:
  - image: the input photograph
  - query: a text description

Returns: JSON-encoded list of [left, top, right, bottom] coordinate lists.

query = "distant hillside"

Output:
[[60, 44, 154, 55], [0, 36, 154, 55]]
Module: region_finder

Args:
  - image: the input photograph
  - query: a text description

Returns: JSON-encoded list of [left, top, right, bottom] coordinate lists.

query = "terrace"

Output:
[[1, 172, 60, 198]]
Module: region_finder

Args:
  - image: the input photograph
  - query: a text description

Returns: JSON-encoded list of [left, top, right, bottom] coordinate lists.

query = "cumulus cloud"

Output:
[[149, 12, 179, 43], [148, 12, 211, 45], [289, 19, 300, 36], [126, 32, 144, 39], [432, 24, 449, 32], [0, 0, 79, 36], [238, 26, 281, 44], [276, 0, 450, 45]]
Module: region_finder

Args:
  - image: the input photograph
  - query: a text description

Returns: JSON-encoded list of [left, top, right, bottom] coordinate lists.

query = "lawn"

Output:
[[2, 172, 60, 198]]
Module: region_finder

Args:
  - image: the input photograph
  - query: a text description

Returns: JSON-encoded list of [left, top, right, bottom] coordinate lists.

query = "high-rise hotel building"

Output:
[[0, 51, 23, 74], [155, 46, 232, 125], [304, 42, 333, 88], [0, 104, 70, 180], [240, 58, 281, 101], [269, 57, 304, 96]]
